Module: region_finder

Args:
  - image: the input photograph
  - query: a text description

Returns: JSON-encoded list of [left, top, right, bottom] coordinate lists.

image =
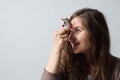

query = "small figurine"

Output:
[[61, 18, 73, 29]]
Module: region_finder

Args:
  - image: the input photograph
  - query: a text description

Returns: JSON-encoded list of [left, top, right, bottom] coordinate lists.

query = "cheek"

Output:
[[82, 36, 91, 49], [77, 32, 89, 41], [78, 33, 91, 48]]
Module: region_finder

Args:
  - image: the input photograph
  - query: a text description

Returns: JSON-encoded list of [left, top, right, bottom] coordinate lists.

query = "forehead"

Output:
[[71, 17, 84, 27]]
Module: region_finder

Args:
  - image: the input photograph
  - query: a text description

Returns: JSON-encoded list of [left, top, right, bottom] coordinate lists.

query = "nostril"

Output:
[[69, 34, 76, 43]]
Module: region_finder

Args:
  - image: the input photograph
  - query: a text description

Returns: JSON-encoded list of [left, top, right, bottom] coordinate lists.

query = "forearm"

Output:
[[45, 49, 62, 74], [41, 27, 70, 79]]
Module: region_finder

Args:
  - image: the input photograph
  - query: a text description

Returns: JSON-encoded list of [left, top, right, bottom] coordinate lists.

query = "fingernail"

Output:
[[62, 24, 64, 27], [70, 24, 73, 29]]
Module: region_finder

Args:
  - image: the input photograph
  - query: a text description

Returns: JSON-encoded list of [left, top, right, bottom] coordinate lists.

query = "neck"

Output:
[[84, 53, 94, 74]]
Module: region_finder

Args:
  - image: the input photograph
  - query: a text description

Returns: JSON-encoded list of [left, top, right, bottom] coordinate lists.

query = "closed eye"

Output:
[[74, 27, 81, 32]]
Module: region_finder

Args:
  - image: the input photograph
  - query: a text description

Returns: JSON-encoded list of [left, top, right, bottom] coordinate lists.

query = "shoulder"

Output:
[[110, 55, 120, 80], [110, 55, 120, 61], [110, 55, 119, 66], [109, 55, 119, 68], [110, 55, 120, 70]]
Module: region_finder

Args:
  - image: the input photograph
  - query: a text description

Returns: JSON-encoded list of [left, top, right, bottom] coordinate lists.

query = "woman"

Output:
[[41, 8, 120, 80]]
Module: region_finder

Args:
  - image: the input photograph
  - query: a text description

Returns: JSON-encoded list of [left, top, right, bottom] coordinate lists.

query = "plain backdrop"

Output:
[[0, 0, 120, 80]]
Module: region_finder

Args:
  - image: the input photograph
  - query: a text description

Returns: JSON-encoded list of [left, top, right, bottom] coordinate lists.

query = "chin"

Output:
[[73, 50, 81, 54]]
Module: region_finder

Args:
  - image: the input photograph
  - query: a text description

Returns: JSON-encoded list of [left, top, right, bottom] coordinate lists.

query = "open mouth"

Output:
[[73, 43, 80, 47], [69, 39, 80, 48], [71, 41, 80, 48]]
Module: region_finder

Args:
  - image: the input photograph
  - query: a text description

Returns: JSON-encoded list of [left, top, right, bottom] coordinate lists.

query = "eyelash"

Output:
[[75, 28, 81, 32]]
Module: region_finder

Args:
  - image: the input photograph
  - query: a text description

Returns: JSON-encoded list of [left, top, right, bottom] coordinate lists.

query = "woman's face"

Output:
[[69, 16, 91, 54]]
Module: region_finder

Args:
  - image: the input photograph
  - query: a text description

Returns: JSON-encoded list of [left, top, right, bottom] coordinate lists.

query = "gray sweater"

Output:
[[41, 55, 120, 80]]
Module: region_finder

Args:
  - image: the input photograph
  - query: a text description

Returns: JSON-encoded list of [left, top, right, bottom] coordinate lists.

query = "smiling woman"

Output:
[[40, 8, 120, 80], [69, 17, 91, 54]]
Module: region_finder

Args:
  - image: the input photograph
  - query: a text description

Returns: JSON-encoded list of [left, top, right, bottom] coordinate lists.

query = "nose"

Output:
[[69, 30, 76, 43]]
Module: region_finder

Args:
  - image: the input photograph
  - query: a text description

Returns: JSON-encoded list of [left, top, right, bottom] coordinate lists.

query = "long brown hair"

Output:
[[59, 8, 111, 80]]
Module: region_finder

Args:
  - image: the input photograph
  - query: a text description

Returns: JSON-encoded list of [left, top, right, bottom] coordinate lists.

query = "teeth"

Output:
[[74, 43, 79, 46], [70, 40, 79, 47]]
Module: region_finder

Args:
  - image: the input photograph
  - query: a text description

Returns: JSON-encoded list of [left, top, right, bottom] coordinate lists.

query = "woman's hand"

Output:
[[52, 27, 70, 53], [45, 27, 70, 74]]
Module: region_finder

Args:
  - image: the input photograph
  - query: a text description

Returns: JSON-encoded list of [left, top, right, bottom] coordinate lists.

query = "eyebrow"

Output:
[[74, 26, 85, 30]]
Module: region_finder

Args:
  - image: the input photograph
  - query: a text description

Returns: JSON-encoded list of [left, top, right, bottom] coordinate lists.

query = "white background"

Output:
[[0, 0, 120, 80]]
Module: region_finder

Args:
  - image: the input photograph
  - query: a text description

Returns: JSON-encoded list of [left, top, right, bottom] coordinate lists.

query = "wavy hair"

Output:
[[59, 8, 111, 80]]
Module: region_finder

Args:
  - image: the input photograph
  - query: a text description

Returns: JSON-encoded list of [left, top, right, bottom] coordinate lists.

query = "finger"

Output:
[[56, 34, 69, 40], [54, 28, 70, 37], [58, 28, 70, 35], [59, 34, 69, 38], [63, 37, 69, 42]]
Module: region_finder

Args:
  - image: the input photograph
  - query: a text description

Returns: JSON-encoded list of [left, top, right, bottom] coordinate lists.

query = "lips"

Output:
[[74, 42, 80, 46], [70, 41, 80, 48]]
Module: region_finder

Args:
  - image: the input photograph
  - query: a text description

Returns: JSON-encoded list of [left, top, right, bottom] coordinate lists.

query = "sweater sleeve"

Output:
[[40, 58, 69, 80], [40, 69, 61, 80]]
